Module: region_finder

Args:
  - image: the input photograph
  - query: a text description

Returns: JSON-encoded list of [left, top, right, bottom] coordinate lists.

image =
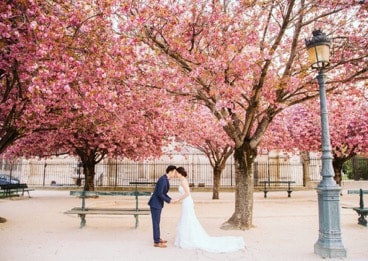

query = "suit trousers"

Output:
[[150, 207, 162, 243]]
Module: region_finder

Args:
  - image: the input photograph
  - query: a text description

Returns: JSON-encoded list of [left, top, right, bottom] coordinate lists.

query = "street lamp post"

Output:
[[305, 29, 347, 258]]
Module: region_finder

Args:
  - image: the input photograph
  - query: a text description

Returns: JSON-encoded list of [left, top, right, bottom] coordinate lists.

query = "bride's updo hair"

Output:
[[176, 167, 187, 177]]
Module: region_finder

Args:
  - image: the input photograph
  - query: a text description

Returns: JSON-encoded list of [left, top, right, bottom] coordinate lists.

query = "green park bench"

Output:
[[347, 189, 368, 226], [0, 183, 34, 198], [259, 180, 296, 198], [65, 190, 151, 229]]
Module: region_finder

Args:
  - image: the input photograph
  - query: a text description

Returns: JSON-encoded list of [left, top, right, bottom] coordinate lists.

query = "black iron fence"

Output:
[[0, 157, 327, 188], [351, 157, 368, 180]]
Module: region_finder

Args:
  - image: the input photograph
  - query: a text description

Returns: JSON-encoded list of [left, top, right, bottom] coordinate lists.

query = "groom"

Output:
[[148, 165, 178, 248]]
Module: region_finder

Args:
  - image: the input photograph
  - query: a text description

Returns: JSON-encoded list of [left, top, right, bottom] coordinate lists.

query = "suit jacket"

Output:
[[148, 174, 171, 209]]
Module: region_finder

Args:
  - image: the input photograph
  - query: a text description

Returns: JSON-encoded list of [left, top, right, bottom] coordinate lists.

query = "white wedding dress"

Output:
[[174, 186, 245, 253]]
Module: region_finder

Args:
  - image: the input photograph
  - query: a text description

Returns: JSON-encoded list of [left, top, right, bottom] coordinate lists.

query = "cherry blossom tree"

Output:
[[2, 0, 367, 229], [6, 93, 175, 191], [262, 88, 368, 187], [116, 0, 368, 229], [0, 1, 43, 153], [174, 103, 234, 199], [1, 1, 177, 190]]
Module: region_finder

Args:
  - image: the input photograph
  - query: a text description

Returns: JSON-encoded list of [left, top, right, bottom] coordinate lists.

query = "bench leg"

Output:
[[78, 214, 86, 228], [263, 191, 268, 198], [287, 190, 292, 197], [5, 190, 12, 198], [134, 214, 139, 229], [357, 213, 367, 226], [20, 190, 31, 198]]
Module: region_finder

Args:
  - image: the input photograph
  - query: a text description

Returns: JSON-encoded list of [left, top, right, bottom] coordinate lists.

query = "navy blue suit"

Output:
[[148, 174, 171, 243]]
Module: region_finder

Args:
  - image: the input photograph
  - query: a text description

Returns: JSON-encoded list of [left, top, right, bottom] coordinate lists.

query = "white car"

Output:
[[0, 174, 20, 185]]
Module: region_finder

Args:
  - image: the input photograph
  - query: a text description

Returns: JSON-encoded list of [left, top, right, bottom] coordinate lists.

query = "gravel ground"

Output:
[[0, 186, 367, 261]]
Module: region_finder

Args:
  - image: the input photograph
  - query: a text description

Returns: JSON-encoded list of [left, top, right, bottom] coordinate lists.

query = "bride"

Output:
[[174, 166, 245, 253]]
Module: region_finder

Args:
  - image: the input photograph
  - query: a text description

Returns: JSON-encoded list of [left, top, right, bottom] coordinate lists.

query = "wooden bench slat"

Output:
[[69, 191, 151, 197], [259, 181, 296, 184], [353, 207, 368, 211], [129, 181, 156, 185], [71, 207, 150, 211], [347, 190, 368, 194], [68, 207, 150, 212], [65, 210, 150, 215]]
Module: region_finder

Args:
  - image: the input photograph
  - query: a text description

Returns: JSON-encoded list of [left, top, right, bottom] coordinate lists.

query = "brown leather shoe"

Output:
[[159, 239, 167, 243], [154, 242, 167, 248]]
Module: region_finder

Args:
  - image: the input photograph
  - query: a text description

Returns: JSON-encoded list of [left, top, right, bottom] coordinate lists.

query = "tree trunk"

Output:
[[0, 127, 19, 155], [77, 150, 105, 191], [221, 145, 255, 230], [332, 158, 344, 187], [83, 162, 96, 191], [300, 151, 311, 188], [212, 165, 222, 200]]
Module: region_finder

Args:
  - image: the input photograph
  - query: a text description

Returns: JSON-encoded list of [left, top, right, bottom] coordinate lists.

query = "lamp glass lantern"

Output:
[[305, 29, 331, 70]]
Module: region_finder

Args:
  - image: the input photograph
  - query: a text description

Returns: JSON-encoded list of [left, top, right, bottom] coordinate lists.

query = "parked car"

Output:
[[0, 174, 20, 185]]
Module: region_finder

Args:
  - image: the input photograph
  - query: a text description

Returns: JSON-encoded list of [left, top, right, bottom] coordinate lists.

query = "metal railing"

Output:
[[0, 157, 324, 188]]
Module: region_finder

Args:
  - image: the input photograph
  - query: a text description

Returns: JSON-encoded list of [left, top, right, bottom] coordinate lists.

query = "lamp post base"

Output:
[[314, 186, 347, 258], [315, 239, 347, 258], [314, 241, 347, 258]]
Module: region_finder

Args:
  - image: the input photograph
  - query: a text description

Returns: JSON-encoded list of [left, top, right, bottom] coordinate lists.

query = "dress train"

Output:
[[174, 186, 245, 253]]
